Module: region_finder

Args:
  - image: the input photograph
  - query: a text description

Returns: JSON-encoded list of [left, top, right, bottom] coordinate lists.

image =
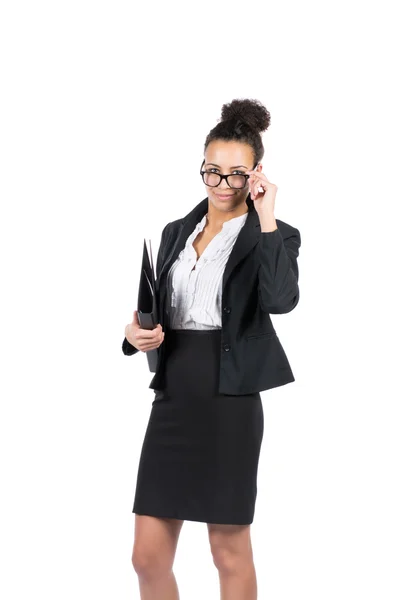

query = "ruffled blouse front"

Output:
[[165, 210, 248, 329]]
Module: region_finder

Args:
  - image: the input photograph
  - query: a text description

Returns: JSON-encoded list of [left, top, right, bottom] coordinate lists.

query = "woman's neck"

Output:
[[205, 205, 248, 233]]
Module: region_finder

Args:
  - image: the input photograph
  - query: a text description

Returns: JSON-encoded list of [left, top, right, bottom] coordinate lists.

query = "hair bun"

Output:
[[220, 98, 270, 132]]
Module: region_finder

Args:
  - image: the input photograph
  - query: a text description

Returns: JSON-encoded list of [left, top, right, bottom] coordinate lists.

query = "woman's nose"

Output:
[[217, 178, 230, 188]]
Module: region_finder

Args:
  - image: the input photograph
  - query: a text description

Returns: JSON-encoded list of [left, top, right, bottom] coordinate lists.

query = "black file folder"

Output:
[[137, 238, 159, 372]]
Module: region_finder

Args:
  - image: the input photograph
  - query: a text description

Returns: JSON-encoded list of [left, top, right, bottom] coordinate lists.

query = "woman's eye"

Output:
[[208, 169, 244, 174]]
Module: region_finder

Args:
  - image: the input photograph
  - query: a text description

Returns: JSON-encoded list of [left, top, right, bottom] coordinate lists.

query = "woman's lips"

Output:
[[215, 192, 235, 200]]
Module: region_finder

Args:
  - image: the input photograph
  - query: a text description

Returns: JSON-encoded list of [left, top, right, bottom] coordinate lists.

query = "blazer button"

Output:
[[223, 343, 231, 351], [223, 306, 231, 313]]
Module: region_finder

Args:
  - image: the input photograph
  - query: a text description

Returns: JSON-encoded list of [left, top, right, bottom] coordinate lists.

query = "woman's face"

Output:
[[203, 140, 260, 213]]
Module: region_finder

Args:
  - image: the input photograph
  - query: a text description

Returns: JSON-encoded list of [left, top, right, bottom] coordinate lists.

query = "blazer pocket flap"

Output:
[[245, 331, 277, 340]]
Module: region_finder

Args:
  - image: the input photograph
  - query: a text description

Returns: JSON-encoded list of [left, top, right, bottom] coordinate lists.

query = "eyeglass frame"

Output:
[[199, 159, 259, 189]]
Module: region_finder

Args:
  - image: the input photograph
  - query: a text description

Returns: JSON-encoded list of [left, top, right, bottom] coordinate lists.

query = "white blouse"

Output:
[[165, 210, 249, 329]]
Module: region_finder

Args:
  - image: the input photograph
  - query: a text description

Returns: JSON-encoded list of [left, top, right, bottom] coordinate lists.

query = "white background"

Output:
[[1, 1, 399, 598]]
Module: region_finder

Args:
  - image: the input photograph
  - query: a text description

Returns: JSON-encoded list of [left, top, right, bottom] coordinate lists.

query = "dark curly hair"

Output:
[[203, 98, 271, 167]]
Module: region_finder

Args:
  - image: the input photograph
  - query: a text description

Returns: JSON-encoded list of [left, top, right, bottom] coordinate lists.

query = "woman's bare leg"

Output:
[[207, 523, 257, 600], [132, 514, 184, 600]]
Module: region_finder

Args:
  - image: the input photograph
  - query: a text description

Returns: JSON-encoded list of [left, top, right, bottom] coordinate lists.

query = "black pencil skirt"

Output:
[[132, 328, 264, 525]]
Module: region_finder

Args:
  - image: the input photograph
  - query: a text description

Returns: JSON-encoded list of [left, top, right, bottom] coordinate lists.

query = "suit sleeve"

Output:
[[122, 223, 170, 356], [257, 224, 301, 314]]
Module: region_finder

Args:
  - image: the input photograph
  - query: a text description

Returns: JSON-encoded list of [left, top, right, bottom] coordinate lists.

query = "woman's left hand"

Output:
[[246, 169, 277, 215]]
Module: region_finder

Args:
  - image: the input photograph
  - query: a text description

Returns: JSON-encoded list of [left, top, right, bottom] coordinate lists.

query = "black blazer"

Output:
[[122, 193, 301, 395]]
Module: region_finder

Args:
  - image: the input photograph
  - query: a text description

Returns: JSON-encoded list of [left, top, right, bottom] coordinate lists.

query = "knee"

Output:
[[209, 529, 254, 575], [211, 545, 251, 575], [131, 545, 173, 580]]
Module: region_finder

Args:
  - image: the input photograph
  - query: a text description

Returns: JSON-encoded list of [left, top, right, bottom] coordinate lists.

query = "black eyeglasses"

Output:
[[200, 159, 258, 190]]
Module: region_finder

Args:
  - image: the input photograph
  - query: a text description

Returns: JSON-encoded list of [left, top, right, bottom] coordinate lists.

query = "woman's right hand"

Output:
[[125, 310, 165, 352]]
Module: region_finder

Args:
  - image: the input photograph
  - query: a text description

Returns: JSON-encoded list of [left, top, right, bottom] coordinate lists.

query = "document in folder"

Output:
[[137, 238, 159, 372]]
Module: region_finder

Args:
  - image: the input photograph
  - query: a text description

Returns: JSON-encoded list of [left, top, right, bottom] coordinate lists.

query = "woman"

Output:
[[122, 98, 301, 600]]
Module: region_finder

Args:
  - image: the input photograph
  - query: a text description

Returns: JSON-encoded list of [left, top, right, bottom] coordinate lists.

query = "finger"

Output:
[[250, 179, 254, 198], [248, 170, 269, 185], [250, 172, 267, 184], [252, 175, 266, 194], [141, 336, 162, 347], [255, 180, 266, 194], [136, 329, 157, 339], [137, 325, 164, 339], [140, 329, 164, 343], [140, 335, 164, 351], [248, 178, 254, 198], [250, 175, 260, 197]]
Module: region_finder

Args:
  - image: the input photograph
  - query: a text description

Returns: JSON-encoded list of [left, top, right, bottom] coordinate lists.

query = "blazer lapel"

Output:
[[222, 195, 261, 290]]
